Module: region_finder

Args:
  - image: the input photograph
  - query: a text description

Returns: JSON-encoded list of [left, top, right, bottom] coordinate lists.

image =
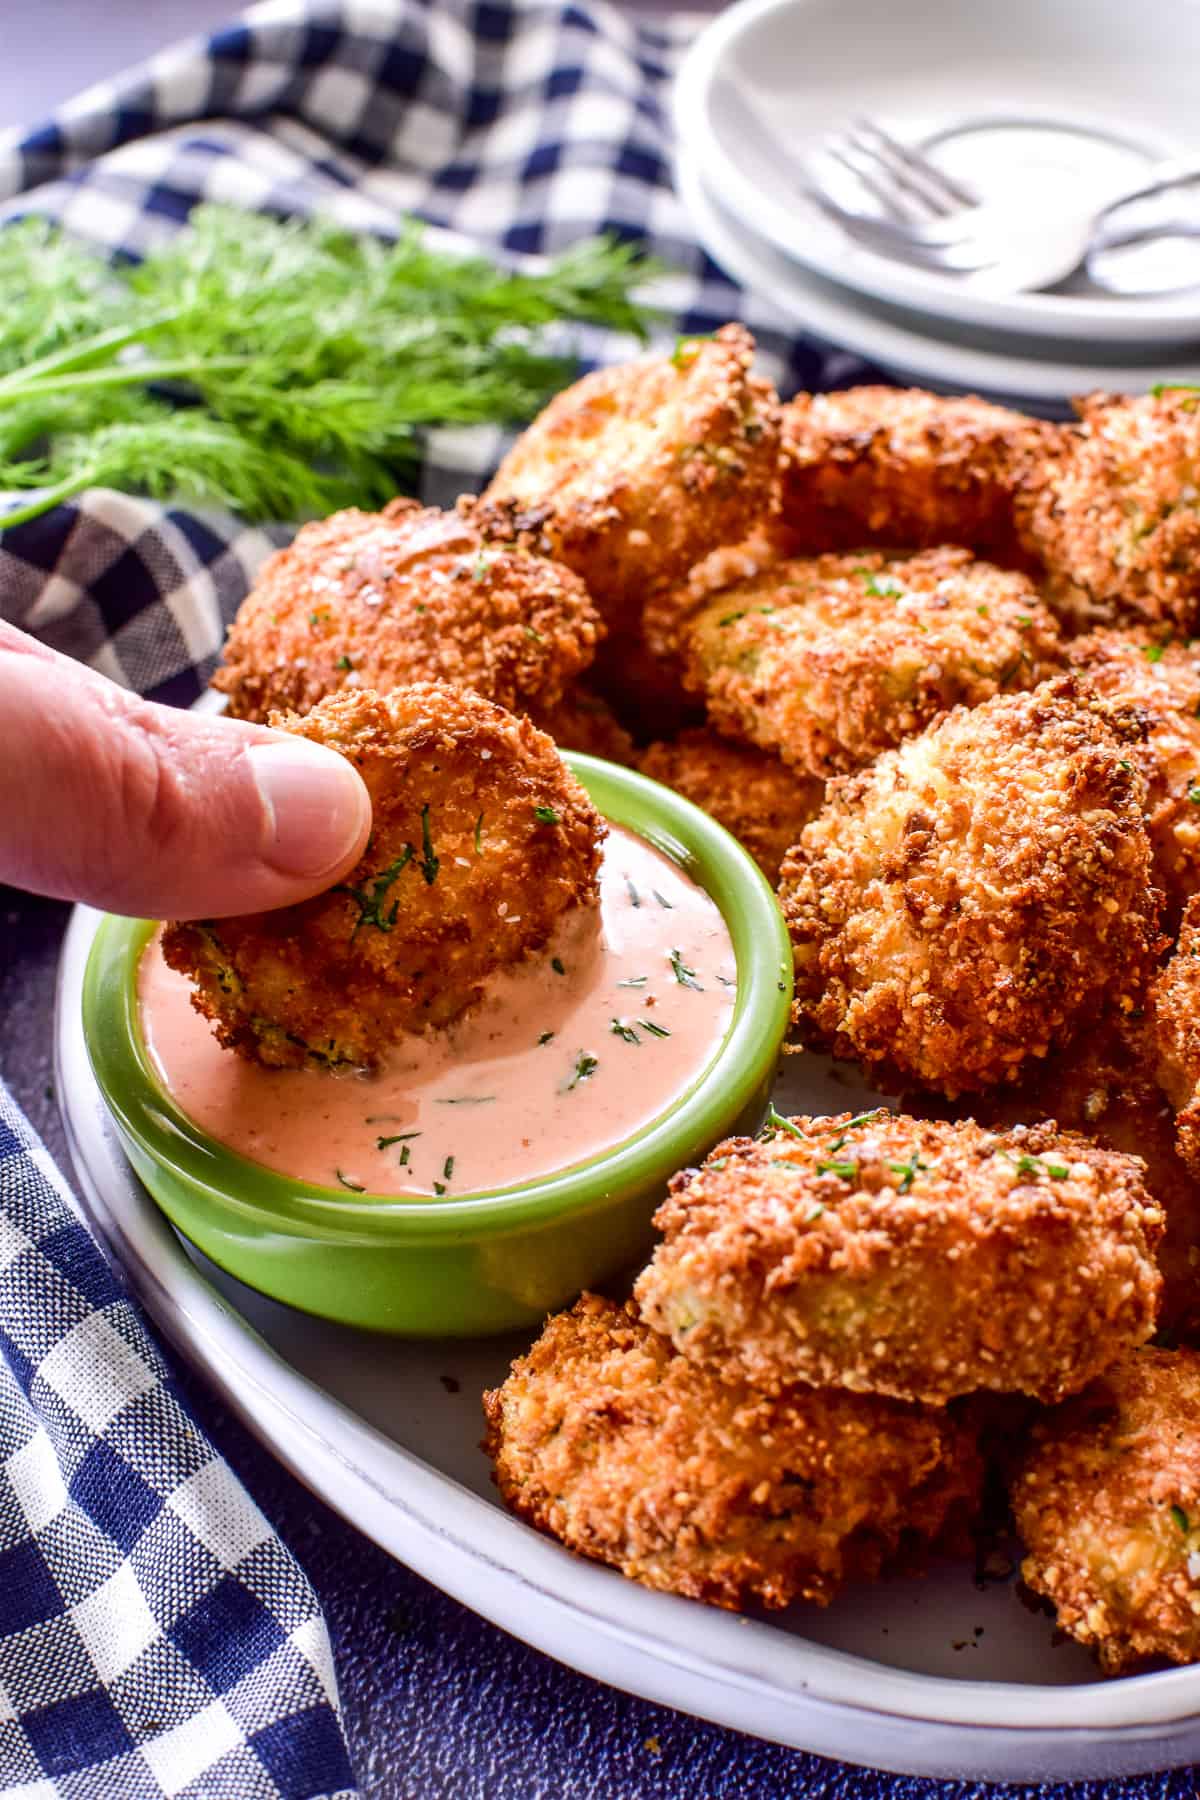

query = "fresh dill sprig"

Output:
[[0, 206, 660, 529]]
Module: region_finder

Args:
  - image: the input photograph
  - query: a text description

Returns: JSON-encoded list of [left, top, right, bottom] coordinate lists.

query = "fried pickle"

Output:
[[483, 1294, 983, 1611], [680, 547, 1061, 776], [1068, 626, 1200, 926], [478, 325, 781, 629], [638, 729, 823, 884], [779, 677, 1163, 1095], [635, 1113, 1162, 1406], [1012, 1347, 1200, 1672], [526, 685, 635, 765], [1015, 390, 1200, 632], [968, 1007, 1200, 1348], [163, 684, 603, 1069], [1152, 896, 1200, 1182], [214, 498, 601, 723], [780, 387, 1047, 565]]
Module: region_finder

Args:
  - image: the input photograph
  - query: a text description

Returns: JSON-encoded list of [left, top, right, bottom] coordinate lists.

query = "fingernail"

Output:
[[247, 740, 371, 879]]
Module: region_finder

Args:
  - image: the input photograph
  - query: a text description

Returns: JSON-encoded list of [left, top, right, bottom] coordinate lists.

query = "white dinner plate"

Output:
[[675, 0, 1200, 348], [677, 143, 1200, 409], [54, 902, 1200, 1781]]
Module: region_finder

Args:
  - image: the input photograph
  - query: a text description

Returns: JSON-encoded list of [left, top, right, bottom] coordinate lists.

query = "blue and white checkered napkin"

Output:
[[0, 2, 875, 1792], [0, 1096, 354, 1800]]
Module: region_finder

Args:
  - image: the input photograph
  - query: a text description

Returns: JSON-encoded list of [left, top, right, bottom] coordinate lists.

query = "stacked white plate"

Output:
[[674, 0, 1200, 409]]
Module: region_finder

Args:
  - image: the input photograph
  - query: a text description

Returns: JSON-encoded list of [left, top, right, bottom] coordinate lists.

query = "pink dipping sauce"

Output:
[[138, 825, 736, 1198]]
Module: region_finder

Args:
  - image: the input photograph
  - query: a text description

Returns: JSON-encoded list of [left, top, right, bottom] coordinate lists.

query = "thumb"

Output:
[[0, 625, 371, 919]]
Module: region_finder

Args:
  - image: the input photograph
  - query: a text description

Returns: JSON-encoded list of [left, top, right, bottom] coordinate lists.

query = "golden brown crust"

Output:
[[680, 547, 1062, 776], [1015, 390, 1200, 632], [214, 498, 601, 723], [638, 729, 823, 884], [779, 677, 1163, 1095], [1068, 627, 1200, 926], [1152, 897, 1200, 1181], [634, 1113, 1163, 1406], [779, 387, 1049, 566], [482, 1294, 984, 1611], [162, 684, 603, 1069], [967, 1006, 1200, 1348], [478, 325, 782, 626], [1012, 1347, 1200, 1671]]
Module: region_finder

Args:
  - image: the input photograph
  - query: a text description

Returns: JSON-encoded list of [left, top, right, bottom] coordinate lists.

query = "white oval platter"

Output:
[[55, 903, 1200, 1782]]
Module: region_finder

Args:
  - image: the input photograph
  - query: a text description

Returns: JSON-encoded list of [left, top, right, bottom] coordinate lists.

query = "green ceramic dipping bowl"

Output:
[[83, 752, 793, 1337]]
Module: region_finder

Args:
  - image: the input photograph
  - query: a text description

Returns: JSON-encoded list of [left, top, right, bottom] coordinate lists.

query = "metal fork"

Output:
[[811, 118, 1200, 286], [810, 120, 1000, 271]]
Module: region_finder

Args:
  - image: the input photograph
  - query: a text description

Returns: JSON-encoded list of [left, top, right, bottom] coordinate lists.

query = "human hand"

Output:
[[0, 621, 371, 918]]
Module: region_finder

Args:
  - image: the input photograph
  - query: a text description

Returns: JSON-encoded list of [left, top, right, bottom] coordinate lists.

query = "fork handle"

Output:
[[1098, 158, 1200, 220]]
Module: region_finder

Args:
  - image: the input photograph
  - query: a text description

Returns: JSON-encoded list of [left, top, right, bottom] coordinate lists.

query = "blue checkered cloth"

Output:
[[0, 2, 876, 1794]]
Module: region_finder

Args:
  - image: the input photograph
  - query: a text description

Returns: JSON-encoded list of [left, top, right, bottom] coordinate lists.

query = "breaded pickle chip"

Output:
[[483, 1294, 983, 1611], [779, 678, 1162, 1095], [479, 324, 781, 626], [1153, 896, 1200, 1182], [969, 1007, 1200, 1348], [163, 684, 603, 1069], [635, 1113, 1163, 1406], [214, 498, 601, 723], [780, 387, 1046, 565], [1013, 1347, 1200, 1672], [639, 729, 823, 883], [1016, 390, 1200, 632], [681, 546, 1061, 776], [1069, 627, 1200, 925]]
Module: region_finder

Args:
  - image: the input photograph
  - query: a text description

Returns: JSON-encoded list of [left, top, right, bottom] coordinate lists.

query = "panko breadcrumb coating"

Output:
[[634, 1113, 1163, 1406], [1015, 390, 1200, 633], [780, 678, 1163, 1095], [1012, 1347, 1200, 1672], [638, 730, 823, 884], [1152, 896, 1200, 1182], [162, 684, 603, 1069], [526, 685, 635, 765], [1068, 627, 1200, 925], [483, 1294, 983, 1611], [680, 547, 1061, 776], [478, 325, 781, 628], [780, 387, 1047, 566], [967, 1008, 1200, 1348], [214, 498, 601, 724]]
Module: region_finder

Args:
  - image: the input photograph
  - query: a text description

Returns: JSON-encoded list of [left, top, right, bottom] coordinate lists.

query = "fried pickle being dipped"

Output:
[[680, 546, 1061, 776], [483, 1294, 983, 1611], [639, 729, 823, 884], [163, 684, 603, 1069], [214, 498, 602, 724], [635, 1113, 1163, 1407], [1012, 1347, 1200, 1672], [780, 677, 1163, 1096]]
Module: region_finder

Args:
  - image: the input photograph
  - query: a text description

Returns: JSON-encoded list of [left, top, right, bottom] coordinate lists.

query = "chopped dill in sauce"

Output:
[[565, 1051, 599, 1092], [669, 948, 702, 989], [336, 1169, 365, 1192]]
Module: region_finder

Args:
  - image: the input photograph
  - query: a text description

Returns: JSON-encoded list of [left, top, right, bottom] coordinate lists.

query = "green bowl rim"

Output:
[[82, 751, 793, 1242]]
